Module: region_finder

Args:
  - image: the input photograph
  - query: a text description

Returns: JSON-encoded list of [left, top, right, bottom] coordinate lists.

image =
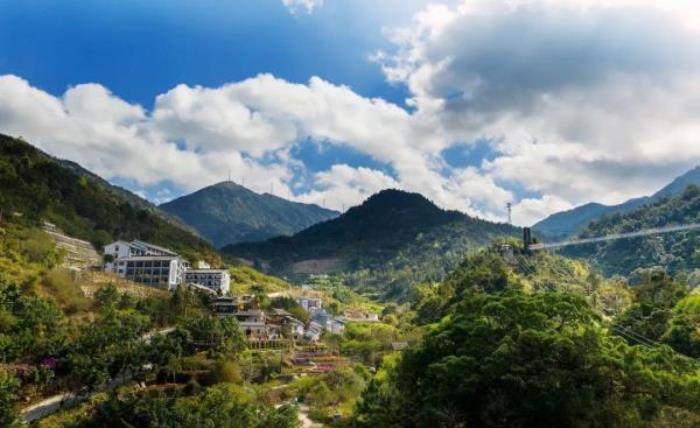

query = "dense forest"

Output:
[[0, 134, 219, 264], [353, 246, 700, 427]]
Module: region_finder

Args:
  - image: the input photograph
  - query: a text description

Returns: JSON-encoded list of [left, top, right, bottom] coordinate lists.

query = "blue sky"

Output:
[[0, 0, 410, 107], [1, 0, 699, 225]]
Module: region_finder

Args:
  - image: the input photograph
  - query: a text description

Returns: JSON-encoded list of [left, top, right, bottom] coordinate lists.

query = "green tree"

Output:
[[0, 370, 19, 428], [614, 271, 688, 342], [662, 294, 700, 357], [65, 307, 150, 392], [355, 290, 700, 428]]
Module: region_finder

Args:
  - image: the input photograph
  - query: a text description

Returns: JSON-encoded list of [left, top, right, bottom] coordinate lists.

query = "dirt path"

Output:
[[298, 405, 323, 428]]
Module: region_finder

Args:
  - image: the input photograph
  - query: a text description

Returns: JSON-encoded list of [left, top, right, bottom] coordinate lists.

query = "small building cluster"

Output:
[[103, 240, 229, 293], [211, 289, 347, 343]]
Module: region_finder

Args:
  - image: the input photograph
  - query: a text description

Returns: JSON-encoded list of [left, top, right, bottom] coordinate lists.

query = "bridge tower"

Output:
[[523, 227, 533, 253]]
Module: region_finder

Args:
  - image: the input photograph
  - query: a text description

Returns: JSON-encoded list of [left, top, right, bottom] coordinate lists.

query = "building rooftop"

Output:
[[131, 240, 178, 256], [185, 269, 229, 274], [117, 256, 182, 261]]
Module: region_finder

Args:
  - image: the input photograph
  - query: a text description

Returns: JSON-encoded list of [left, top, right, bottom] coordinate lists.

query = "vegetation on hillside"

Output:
[[0, 134, 219, 264], [225, 189, 519, 297], [352, 247, 700, 427], [354, 290, 700, 428], [228, 265, 291, 295]]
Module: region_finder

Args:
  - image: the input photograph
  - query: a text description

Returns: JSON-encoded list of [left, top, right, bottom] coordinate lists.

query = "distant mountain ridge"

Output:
[[159, 181, 339, 248], [562, 184, 700, 277], [224, 189, 520, 296], [534, 166, 700, 237]]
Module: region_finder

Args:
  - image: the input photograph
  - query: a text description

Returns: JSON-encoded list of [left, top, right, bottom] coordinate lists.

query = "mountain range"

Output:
[[224, 189, 520, 296], [533, 166, 700, 237], [159, 181, 339, 248]]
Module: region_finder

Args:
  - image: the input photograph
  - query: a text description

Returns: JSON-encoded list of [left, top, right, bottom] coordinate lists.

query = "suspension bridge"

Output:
[[526, 222, 700, 251]]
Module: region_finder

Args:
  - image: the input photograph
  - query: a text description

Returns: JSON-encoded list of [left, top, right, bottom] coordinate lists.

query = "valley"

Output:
[[0, 135, 699, 427]]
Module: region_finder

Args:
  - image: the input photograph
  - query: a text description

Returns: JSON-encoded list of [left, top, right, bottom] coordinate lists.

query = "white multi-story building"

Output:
[[111, 256, 187, 291], [184, 269, 230, 294], [104, 240, 188, 290]]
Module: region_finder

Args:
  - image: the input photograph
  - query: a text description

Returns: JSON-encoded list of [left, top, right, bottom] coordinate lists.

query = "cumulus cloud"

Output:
[[281, 0, 323, 14], [295, 164, 401, 211], [0, 75, 293, 198], [3, 0, 700, 226], [377, 0, 700, 207]]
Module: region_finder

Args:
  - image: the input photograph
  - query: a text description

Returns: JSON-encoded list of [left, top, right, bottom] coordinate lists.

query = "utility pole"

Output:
[[507, 202, 512, 225]]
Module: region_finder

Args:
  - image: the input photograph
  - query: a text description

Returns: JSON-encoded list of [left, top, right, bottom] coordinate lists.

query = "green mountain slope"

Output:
[[534, 166, 700, 237], [0, 134, 219, 263], [159, 181, 338, 247], [224, 189, 520, 294], [562, 185, 700, 276]]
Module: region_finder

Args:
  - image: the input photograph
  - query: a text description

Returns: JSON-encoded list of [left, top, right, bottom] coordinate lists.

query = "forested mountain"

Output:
[[534, 166, 700, 237], [224, 189, 520, 295], [0, 134, 218, 263], [159, 181, 338, 247], [562, 185, 700, 277]]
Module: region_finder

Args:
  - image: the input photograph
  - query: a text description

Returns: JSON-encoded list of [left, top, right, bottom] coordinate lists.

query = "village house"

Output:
[[294, 289, 323, 312], [304, 321, 323, 342], [267, 308, 305, 339], [343, 309, 379, 322]]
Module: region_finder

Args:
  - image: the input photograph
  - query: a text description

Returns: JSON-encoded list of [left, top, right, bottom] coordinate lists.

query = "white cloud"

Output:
[[377, 0, 700, 209], [295, 164, 401, 211], [512, 195, 573, 227], [4, 0, 700, 226], [281, 0, 323, 14], [0, 75, 293, 198]]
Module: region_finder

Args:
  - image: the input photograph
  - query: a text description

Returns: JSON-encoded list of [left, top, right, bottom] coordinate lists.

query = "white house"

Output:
[[304, 322, 323, 342], [295, 296, 323, 312], [328, 317, 345, 334], [184, 269, 230, 294]]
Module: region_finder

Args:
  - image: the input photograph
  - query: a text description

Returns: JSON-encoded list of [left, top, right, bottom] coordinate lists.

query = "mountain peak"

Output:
[[160, 181, 338, 247], [208, 180, 252, 192]]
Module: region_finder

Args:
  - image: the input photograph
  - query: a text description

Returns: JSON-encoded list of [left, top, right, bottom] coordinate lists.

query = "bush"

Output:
[[41, 269, 89, 314]]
